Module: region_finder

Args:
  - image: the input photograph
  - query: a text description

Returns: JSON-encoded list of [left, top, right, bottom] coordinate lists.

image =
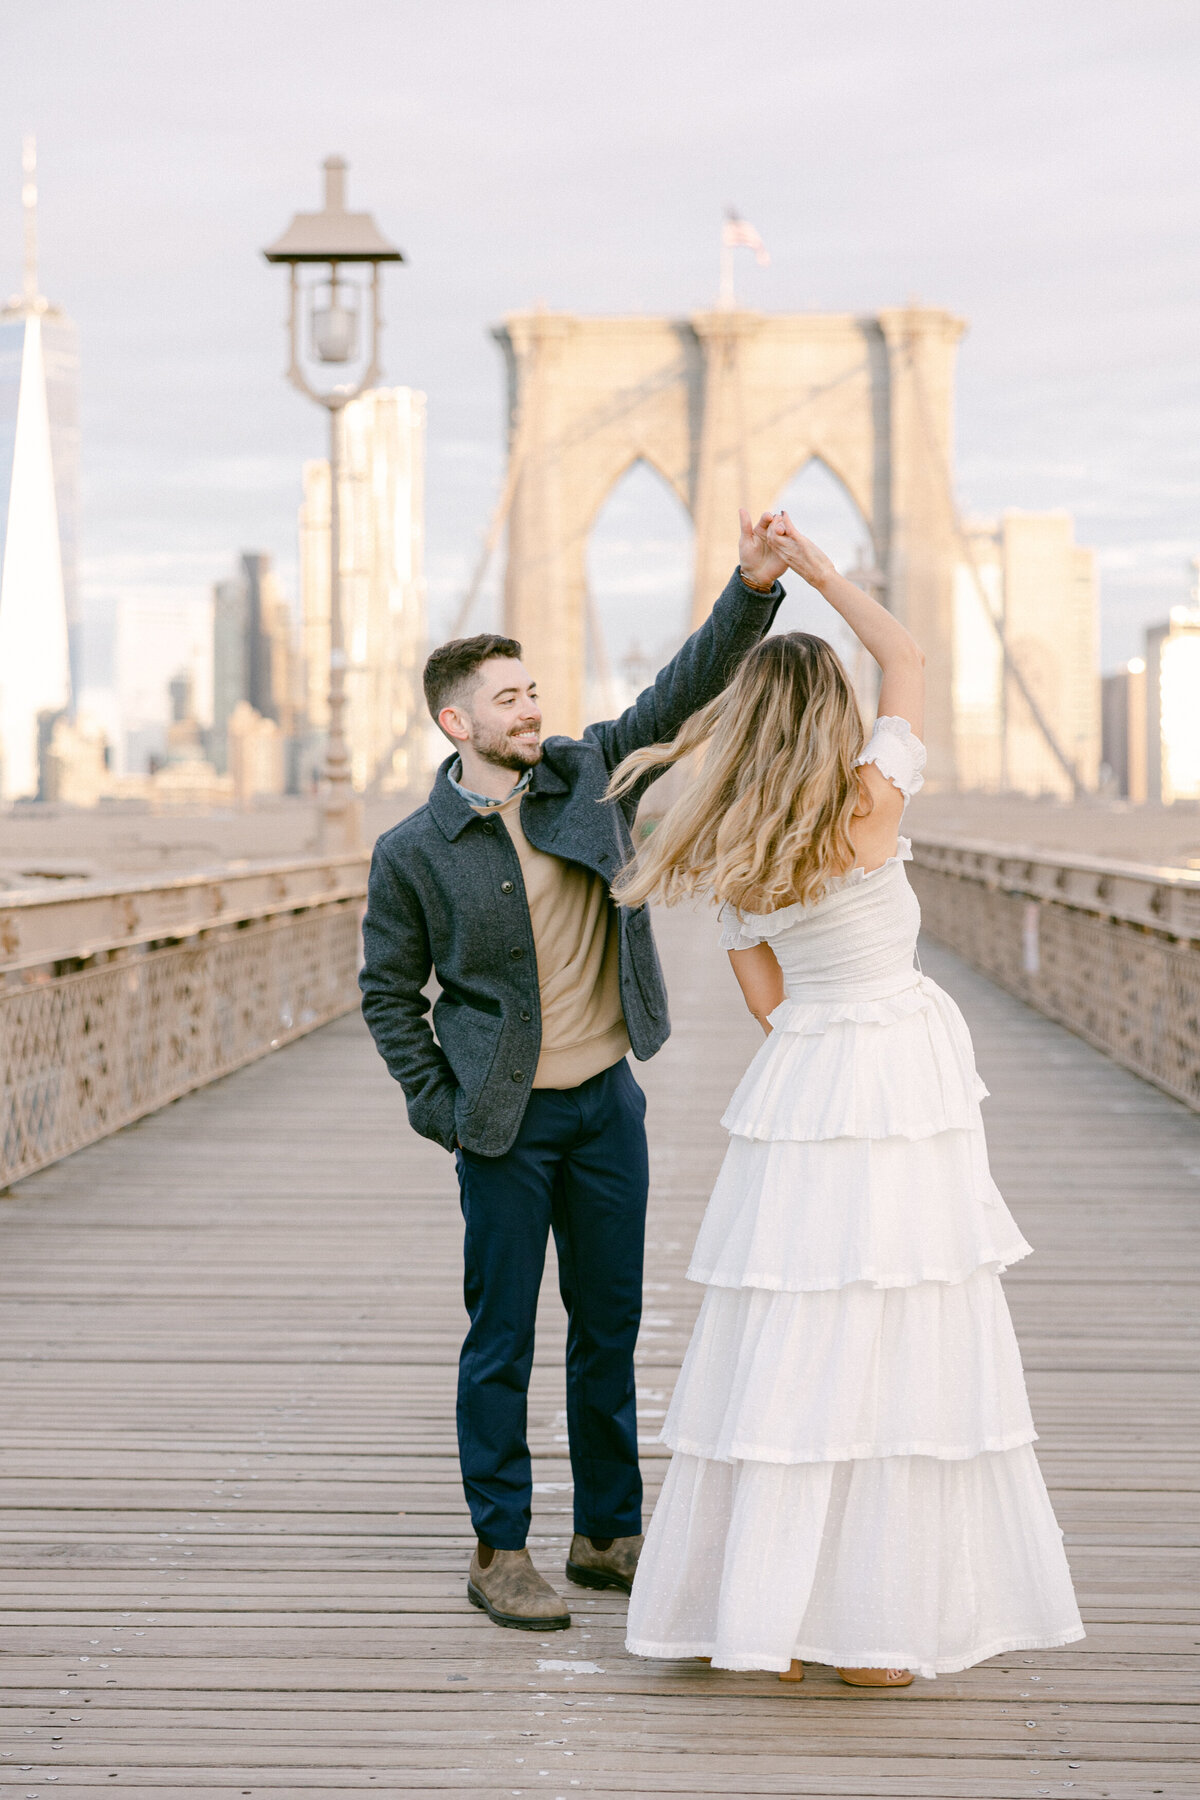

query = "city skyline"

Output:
[[0, 2, 1196, 752]]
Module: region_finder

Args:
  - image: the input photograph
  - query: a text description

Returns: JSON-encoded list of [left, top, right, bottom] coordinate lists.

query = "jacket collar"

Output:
[[447, 759, 533, 810], [427, 748, 569, 840], [428, 755, 479, 840]]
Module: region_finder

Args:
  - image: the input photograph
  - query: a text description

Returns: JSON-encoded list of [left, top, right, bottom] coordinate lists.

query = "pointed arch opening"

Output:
[[584, 458, 694, 720], [770, 457, 881, 721]]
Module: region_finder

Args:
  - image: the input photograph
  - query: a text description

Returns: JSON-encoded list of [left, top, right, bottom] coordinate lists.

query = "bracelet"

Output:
[[738, 566, 777, 593]]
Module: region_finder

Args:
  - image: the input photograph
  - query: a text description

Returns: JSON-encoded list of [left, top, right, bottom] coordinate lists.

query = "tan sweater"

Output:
[[485, 790, 630, 1089]]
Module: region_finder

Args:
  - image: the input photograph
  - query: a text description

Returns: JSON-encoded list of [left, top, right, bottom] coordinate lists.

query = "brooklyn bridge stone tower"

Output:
[[493, 305, 965, 784]]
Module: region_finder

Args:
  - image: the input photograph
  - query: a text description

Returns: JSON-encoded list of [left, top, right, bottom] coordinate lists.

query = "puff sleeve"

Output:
[[855, 715, 927, 799], [717, 903, 765, 952]]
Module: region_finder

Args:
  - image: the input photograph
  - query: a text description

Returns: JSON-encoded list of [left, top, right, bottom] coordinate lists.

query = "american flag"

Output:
[[722, 211, 770, 267]]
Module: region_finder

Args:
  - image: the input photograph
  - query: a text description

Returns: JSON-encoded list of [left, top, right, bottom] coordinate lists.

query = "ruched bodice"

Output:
[[720, 844, 921, 1005]]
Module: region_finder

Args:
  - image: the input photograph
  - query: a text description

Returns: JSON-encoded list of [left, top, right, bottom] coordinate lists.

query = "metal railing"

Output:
[[1, 855, 369, 1188], [910, 835, 1200, 1111]]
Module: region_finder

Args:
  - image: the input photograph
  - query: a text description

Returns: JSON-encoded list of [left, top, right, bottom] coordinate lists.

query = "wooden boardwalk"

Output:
[[0, 906, 1196, 1798]]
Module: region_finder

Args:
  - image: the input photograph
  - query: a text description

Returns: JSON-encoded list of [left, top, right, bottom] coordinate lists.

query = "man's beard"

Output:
[[472, 721, 543, 773]]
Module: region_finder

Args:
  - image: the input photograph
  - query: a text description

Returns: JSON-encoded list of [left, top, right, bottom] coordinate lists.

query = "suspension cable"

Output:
[[902, 332, 1088, 797]]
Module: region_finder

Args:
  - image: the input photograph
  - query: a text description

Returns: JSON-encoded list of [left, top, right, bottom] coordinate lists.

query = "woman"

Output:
[[613, 511, 1083, 1686]]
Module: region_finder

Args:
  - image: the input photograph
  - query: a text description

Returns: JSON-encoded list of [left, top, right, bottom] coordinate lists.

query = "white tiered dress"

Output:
[[626, 717, 1083, 1678]]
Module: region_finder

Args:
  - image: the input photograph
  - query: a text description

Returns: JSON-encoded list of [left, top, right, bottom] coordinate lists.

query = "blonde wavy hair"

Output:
[[608, 632, 867, 914]]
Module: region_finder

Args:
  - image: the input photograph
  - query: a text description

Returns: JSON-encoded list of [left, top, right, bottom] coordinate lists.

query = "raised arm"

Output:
[[586, 512, 785, 775], [766, 511, 925, 734]]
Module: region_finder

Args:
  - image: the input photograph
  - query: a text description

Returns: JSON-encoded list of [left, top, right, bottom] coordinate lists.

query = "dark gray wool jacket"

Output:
[[359, 568, 784, 1157]]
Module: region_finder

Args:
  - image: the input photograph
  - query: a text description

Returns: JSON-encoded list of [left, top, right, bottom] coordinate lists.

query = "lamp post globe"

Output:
[[263, 157, 404, 853], [311, 293, 358, 365]]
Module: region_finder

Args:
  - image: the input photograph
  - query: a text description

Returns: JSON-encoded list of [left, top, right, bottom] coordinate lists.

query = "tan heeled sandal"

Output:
[[778, 1659, 805, 1682], [836, 1665, 913, 1688]]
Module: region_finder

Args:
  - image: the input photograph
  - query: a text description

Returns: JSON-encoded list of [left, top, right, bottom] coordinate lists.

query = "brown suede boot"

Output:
[[565, 1532, 644, 1595], [467, 1547, 571, 1631]]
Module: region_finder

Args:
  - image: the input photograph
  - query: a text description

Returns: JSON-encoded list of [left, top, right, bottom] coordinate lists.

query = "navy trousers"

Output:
[[454, 1058, 649, 1550]]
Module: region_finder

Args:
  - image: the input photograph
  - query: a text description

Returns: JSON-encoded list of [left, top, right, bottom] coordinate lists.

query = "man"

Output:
[[359, 513, 785, 1631]]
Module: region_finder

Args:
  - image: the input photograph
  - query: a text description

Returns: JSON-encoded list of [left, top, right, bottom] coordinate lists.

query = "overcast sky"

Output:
[[1, 0, 1196, 722]]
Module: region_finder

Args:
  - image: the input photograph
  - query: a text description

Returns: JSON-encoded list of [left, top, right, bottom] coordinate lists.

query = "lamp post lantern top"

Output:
[[261, 153, 404, 853], [263, 156, 403, 265]]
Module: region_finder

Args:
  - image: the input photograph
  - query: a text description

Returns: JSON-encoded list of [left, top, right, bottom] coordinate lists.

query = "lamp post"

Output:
[[263, 156, 403, 852]]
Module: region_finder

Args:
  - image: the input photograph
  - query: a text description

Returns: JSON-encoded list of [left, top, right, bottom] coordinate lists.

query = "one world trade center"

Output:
[[0, 137, 79, 801]]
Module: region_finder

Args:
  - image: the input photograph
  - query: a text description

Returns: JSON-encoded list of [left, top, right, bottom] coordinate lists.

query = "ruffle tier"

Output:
[[689, 1130, 1030, 1293], [627, 947, 1083, 1678], [721, 978, 988, 1143], [625, 1446, 1084, 1677], [663, 1267, 1035, 1464]]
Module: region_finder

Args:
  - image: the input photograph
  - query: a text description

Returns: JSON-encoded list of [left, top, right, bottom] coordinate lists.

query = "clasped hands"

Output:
[[738, 507, 838, 593]]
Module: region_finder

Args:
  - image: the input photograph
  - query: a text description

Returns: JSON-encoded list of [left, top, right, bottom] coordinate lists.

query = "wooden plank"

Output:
[[0, 913, 1195, 1797]]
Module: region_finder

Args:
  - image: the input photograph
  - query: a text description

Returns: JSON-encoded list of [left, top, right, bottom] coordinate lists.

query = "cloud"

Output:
[[2, 0, 1194, 692]]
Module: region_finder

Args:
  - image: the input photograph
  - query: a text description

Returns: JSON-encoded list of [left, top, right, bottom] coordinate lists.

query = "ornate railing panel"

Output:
[[910, 836, 1200, 1112], [6, 835, 1195, 1186], [1, 856, 369, 1187]]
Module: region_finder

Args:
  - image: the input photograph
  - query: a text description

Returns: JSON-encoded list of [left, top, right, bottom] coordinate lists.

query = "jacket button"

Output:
[[511, 1069, 524, 1081], [500, 880, 514, 894], [519, 1009, 531, 1022], [509, 945, 524, 959], [483, 821, 496, 836]]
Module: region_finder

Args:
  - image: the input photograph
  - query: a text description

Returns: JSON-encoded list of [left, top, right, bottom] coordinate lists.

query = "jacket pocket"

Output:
[[434, 1002, 505, 1120], [625, 907, 666, 1023]]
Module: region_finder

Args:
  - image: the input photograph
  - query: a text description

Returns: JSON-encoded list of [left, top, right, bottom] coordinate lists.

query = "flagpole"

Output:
[[718, 230, 734, 310]]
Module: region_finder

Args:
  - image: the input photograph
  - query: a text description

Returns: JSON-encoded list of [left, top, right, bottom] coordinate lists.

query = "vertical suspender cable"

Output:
[[903, 334, 1088, 797]]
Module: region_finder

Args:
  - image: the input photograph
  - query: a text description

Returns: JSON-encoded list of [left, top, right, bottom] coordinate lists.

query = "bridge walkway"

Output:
[[0, 907, 1195, 1797]]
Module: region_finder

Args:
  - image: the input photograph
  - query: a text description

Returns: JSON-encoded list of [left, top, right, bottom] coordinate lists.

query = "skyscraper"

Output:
[[1100, 659, 1148, 800], [1145, 600, 1200, 804], [0, 138, 79, 801], [210, 551, 298, 775], [211, 574, 248, 774], [243, 551, 297, 732], [299, 386, 427, 793]]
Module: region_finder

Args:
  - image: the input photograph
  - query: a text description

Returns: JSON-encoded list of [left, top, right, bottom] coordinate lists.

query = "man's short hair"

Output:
[[423, 633, 523, 723]]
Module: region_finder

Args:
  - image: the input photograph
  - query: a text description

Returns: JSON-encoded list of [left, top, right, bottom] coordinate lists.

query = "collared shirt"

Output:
[[447, 760, 532, 811], [450, 759, 629, 1089]]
